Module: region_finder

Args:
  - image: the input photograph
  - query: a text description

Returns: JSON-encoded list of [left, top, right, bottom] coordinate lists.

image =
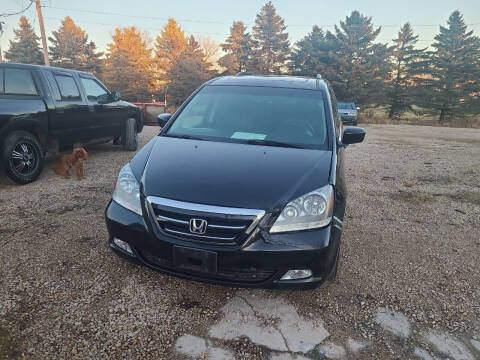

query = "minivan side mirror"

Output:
[[342, 126, 365, 145], [157, 113, 172, 128]]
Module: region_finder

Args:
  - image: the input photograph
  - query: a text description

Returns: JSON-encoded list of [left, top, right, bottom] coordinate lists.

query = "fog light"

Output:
[[113, 238, 133, 255], [280, 269, 312, 281]]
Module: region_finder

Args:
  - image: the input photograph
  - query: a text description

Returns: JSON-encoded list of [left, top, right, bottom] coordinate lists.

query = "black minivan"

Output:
[[105, 75, 365, 289]]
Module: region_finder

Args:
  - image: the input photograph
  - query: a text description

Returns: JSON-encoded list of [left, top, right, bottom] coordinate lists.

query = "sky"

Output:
[[1, 0, 480, 55]]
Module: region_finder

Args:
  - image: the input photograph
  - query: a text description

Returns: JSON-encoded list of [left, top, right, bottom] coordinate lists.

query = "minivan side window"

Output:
[[80, 77, 109, 101], [0, 69, 4, 93], [5, 68, 38, 95], [54, 74, 81, 100]]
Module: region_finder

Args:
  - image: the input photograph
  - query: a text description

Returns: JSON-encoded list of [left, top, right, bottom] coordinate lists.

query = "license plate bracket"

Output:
[[173, 246, 217, 274]]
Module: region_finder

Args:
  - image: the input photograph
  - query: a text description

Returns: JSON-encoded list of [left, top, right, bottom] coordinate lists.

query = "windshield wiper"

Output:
[[245, 139, 304, 149], [164, 133, 206, 141]]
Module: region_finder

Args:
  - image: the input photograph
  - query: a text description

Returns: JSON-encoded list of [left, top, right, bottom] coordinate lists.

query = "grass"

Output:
[[358, 107, 480, 129]]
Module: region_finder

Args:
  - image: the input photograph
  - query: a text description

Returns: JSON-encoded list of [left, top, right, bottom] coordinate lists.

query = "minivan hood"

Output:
[[142, 136, 332, 211]]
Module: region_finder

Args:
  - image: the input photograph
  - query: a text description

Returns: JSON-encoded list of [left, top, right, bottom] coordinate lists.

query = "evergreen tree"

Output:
[[328, 11, 391, 105], [428, 10, 480, 122], [218, 21, 255, 74], [290, 25, 335, 77], [4, 16, 43, 65], [387, 23, 428, 118], [155, 19, 188, 79], [48, 17, 103, 75], [168, 36, 217, 106], [252, 1, 290, 74], [103, 27, 153, 102]]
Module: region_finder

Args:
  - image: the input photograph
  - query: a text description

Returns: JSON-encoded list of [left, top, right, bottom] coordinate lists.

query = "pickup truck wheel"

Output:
[[122, 118, 138, 151], [2, 131, 44, 184]]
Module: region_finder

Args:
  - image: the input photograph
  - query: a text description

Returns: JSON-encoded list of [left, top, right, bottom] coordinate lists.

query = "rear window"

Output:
[[4, 68, 38, 95], [55, 74, 81, 100], [338, 102, 355, 109]]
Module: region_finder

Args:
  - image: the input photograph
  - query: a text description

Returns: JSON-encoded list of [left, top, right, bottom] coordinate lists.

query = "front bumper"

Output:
[[340, 114, 357, 124], [105, 200, 342, 290]]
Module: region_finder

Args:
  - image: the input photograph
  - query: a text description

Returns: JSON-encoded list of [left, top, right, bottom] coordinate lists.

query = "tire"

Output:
[[2, 131, 44, 185], [122, 118, 138, 151]]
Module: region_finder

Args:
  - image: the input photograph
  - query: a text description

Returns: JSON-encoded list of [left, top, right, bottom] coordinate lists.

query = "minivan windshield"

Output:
[[166, 85, 328, 149], [338, 102, 356, 110]]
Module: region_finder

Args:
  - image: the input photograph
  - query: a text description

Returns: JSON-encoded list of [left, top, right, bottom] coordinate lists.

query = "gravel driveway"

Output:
[[0, 125, 479, 359]]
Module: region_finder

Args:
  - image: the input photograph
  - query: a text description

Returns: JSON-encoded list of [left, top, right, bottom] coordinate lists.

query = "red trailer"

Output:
[[133, 102, 166, 126]]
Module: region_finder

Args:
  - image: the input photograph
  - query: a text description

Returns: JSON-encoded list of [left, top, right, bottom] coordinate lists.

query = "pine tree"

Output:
[[103, 27, 154, 102], [4, 16, 43, 65], [252, 1, 290, 74], [289, 25, 335, 77], [48, 17, 103, 75], [218, 21, 255, 74], [428, 10, 480, 122], [328, 11, 391, 105], [155, 19, 188, 79], [387, 23, 428, 118], [168, 36, 217, 106]]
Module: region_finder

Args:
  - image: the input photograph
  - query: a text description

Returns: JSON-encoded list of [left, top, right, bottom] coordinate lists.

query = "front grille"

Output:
[[146, 196, 265, 245], [140, 250, 275, 283]]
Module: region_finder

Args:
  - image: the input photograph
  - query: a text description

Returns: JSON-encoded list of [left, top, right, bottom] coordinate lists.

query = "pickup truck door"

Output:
[[42, 70, 91, 145], [78, 76, 124, 138]]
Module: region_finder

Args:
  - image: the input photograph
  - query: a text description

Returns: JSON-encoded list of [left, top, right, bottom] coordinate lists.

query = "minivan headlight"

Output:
[[112, 163, 142, 215], [269, 185, 334, 233]]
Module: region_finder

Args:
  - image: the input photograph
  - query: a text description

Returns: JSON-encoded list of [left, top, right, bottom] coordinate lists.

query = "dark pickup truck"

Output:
[[0, 63, 143, 184]]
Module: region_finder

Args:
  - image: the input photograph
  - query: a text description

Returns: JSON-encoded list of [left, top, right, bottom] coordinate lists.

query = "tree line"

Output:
[[4, 2, 480, 121]]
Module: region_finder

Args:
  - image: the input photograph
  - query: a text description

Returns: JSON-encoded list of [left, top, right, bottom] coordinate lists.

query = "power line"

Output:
[[43, 16, 231, 37], [42, 5, 233, 25], [41, 4, 480, 29], [0, 0, 34, 17], [43, 16, 440, 43]]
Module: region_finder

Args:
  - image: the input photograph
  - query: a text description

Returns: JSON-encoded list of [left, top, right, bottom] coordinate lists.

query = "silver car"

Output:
[[338, 102, 359, 125]]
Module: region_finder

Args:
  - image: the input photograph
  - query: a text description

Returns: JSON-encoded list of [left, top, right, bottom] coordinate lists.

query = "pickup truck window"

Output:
[[0, 69, 3, 93], [54, 74, 81, 100], [5, 68, 38, 96], [80, 77, 109, 101], [42, 70, 61, 101]]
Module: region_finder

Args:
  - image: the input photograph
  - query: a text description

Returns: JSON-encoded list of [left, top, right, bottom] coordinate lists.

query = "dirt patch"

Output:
[[389, 190, 436, 204], [434, 137, 480, 146], [418, 175, 454, 185], [0, 327, 21, 359], [446, 191, 480, 206]]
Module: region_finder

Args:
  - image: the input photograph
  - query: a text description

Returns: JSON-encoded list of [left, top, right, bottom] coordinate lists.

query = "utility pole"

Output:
[[35, 0, 50, 66]]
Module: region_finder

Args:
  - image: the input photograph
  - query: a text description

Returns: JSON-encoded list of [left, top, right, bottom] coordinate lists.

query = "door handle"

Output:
[[88, 105, 94, 112]]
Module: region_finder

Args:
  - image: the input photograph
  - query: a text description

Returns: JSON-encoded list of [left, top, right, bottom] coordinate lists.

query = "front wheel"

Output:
[[122, 118, 138, 151], [2, 131, 44, 184]]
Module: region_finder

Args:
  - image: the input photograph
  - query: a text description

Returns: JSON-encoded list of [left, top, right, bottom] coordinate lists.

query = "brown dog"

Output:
[[52, 148, 88, 180]]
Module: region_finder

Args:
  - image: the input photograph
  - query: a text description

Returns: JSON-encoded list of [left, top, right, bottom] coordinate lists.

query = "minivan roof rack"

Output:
[[236, 71, 255, 76]]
